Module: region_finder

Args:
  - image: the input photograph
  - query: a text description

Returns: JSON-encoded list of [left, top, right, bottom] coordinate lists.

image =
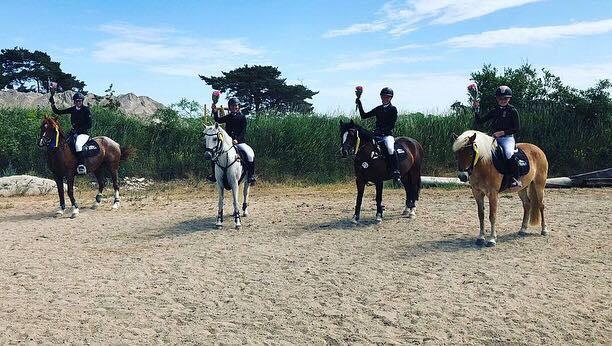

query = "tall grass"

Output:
[[0, 103, 609, 182]]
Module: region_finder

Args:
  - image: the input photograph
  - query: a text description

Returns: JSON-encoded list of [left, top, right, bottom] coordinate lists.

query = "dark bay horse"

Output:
[[452, 130, 548, 246], [340, 120, 424, 224], [38, 116, 132, 218]]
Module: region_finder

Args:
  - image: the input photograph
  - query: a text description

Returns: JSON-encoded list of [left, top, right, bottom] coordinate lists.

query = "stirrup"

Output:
[[206, 174, 216, 183], [510, 178, 522, 188], [392, 170, 401, 180], [77, 164, 87, 175]]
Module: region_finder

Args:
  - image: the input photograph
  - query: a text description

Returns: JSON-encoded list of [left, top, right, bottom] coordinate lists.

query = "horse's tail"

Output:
[[120, 146, 135, 161], [528, 180, 543, 226]]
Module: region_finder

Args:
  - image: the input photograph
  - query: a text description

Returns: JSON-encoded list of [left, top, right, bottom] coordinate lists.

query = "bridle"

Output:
[[204, 130, 240, 170], [342, 127, 361, 155], [38, 121, 62, 149]]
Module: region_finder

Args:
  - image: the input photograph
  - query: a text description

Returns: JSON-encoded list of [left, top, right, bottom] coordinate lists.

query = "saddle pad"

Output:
[[81, 139, 100, 158]]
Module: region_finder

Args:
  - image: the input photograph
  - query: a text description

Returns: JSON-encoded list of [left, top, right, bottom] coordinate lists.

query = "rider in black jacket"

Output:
[[207, 97, 256, 185], [472, 85, 522, 187], [49, 92, 92, 174], [355, 87, 400, 180]]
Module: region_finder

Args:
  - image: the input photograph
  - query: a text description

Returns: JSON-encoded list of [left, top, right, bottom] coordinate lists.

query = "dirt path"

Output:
[[1, 183, 610, 344]]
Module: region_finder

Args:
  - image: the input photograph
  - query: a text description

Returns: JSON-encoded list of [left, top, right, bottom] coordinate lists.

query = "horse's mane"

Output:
[[43, 117, 66, 140], [204, 124, 233, 146], [452, 130, 496, 163], [341, 122, 376, 141]]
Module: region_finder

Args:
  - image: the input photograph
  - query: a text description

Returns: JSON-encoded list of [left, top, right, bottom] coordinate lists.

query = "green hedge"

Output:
[[1, 104, 610, 182]]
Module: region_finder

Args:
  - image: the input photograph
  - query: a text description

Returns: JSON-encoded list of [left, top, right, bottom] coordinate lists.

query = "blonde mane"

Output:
[[452, 130, 497, 163]]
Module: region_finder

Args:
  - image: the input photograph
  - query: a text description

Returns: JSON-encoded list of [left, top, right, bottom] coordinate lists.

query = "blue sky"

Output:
[[2, 0, 612, 113]]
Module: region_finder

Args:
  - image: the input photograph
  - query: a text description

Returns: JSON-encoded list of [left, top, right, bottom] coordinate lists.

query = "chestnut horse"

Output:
[[452, 130, 548, 247], [340, 120, 423, 223], [38, 116, 132, 218]]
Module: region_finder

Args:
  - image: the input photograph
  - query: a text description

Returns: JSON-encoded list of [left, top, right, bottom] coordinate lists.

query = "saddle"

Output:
[[372, 138, 409, 161], [67, 135, 100, 158], [492, 145, 530, 191]]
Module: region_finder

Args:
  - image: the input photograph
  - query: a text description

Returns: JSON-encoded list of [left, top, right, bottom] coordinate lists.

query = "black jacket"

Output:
[[51, 104, 92, 134], [357, 101, 398, 136], [475, 104, 520, 136], [213, 110, 247, 143]]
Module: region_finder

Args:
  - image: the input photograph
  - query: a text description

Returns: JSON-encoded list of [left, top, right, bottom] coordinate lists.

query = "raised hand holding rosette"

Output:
[[355, 85, 363, 111], [467, 83, 480, 112]]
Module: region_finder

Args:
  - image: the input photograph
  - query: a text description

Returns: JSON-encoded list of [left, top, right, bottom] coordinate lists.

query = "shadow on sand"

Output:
[[152, 216, 219, 238]]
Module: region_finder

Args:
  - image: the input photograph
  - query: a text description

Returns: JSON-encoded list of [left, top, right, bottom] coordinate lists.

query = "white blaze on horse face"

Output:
[[342, 131, 348, 145]]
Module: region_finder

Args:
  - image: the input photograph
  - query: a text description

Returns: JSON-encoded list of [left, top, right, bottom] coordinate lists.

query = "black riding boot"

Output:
[[206, 161, 216, 182], [509, 155, 522, 188], [388, 152, 400, 180], [76, 151, 87, 175], [247, 160, 256, 185]]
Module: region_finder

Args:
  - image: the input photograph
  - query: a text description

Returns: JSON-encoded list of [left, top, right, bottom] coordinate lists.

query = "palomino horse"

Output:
[[203, 123, 251, 229], [452, 130, 548, 247], [340, 120, 424, 223], [38, 116, 132, 218]]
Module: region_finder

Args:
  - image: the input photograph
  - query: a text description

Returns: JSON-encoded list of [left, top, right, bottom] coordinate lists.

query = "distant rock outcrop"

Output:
[[0, 90, 165, 120]]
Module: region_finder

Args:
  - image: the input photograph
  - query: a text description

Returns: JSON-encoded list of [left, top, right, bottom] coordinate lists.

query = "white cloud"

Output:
[[548, 61, 612, 88], [92, 22, 262, 76], [324, 0, 542, 38], [445, 18, 612, 48], [321, 44, 432, 72], [323, 22, 387, 38]]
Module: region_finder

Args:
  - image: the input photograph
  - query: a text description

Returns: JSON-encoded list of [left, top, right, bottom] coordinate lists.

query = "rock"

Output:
[[0, 90, 165, 120], [0, 175, 67, 197]]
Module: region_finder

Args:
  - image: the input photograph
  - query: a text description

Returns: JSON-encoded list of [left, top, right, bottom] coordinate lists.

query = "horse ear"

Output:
[[469, 133, 477, 143]]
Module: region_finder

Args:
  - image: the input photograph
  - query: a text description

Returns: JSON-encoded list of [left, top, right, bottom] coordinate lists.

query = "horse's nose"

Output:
[[204, 152, 212, 160], [458, 172, 469, 182]]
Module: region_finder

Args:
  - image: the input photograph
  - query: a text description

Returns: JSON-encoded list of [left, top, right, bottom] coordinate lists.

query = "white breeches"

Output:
[[382, 136, 395, 155], [236, 143, 255, 162], [75, 134, 89, 152], [496, 135, 516, 159]]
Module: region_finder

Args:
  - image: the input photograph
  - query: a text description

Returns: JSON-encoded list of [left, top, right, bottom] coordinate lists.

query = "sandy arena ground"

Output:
[[0, 182, 610, 344]]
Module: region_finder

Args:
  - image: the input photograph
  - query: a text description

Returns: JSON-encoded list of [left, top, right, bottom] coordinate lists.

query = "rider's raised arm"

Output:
[[358, 102, 378, 119], [212, 107, 226, 123], [50, 98, 72, 115]]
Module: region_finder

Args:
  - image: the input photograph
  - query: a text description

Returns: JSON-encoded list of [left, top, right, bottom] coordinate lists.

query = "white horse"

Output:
[[203, 124, 251, 229]]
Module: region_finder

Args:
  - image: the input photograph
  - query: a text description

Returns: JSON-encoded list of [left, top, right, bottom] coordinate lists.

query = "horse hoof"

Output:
[[485, 239, 496, 247], [91, 203, 99, 210], [409, 210, 416, 219], [351, 216, 359, 225], [54, 210, 64, 218], [235, 224, 241, 230], [541, 228, 549, 236], [112, 202, 120, 210], [375, 216, 382, 224], [475, 238, 485, 246], [518, 229, 528, 236], [70, 209, 79, 219]]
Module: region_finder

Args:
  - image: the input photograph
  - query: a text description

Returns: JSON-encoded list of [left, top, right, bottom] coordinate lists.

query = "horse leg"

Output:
[[518, 188, 530, 235], [402, 172, 418, 218], [216, 183, 224, 228], [66, 174, 79, 219], [54, 175, 66, 217], [92, 169, 105, 210], [375, 181, 383, 223], [231, 181, 241, 230], [242, 179, 250, 217], [473, 189, 486, 246], [486, 192, 499, 247], [110, 165, 121, 209], [352, 179, 366, 224]]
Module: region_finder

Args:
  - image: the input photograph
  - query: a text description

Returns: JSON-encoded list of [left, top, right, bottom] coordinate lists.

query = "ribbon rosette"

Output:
[[355, 85, 363, 99], [212, 90, 221, 104]]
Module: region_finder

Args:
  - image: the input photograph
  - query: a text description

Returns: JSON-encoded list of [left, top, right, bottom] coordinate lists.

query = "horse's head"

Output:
[[452, 131, 488, 182], [38, 116, 62, 148], [340, 119, 361, 158], [203, 123, 229, 160]]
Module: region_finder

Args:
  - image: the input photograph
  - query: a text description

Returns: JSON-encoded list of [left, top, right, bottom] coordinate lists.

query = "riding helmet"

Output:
[[228, 97, 240, 106], [72, 92, 85, 101], [495, 86, 512, 98], [380, 87, 394, 97]]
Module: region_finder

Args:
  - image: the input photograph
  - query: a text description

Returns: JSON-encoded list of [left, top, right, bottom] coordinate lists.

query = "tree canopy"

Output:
[[0, 47, 85, 93], [200, 65, 318, 113]]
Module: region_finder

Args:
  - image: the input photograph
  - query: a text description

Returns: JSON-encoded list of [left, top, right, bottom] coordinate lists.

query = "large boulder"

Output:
[[0, 175, 67, 197], [0, 90, 165, 120]]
